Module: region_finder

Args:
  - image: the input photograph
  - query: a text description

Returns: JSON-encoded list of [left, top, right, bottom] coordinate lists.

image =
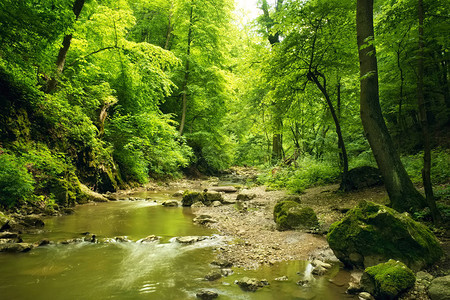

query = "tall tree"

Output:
[[45, 0, 86, 93], [417, 0, 441, 223], [356, 0, 426, 213], [259, 0, 284, 162]]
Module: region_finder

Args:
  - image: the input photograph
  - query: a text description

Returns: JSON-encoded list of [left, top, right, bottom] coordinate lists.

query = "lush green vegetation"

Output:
[[0, 0, 448, 214]]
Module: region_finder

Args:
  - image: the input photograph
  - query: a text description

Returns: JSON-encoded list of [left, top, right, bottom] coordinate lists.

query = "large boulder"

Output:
[[327, 201, 442, 270], [428, 275, 450, 300], [181, 191, 205, 207], [360, 259, 415, 299], [273, 201, 319, 231], [343, 166, 383, 191], [204, 191, 223, 203]]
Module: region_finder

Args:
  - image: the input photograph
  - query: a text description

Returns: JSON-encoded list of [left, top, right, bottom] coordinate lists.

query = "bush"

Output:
[[401, 148, 450, 185], [0, 152, 35, 207], [258, 156, 340, 193]]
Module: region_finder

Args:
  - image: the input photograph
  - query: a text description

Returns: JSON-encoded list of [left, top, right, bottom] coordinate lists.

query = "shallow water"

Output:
[[0, 191, 354, 300]]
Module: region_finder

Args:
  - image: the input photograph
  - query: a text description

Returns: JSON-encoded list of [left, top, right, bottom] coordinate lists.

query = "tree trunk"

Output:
[[417, 0, 441, 223], [308, 71, 349, 190], [164, 0, 174, 50], [45, 0, 85, 94], [356, 0, 426, 213], [179, 3, 193, 136]]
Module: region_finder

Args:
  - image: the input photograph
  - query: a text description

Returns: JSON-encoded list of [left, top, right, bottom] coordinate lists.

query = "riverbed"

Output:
[[0, 188, 355, 299]]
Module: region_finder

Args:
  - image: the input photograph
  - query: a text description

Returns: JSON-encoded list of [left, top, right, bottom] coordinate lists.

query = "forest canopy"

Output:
[[0, 0, 448, 216]]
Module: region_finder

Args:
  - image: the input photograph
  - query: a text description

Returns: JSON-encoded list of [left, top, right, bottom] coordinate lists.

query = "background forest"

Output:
[[0, 0, 448, 217]]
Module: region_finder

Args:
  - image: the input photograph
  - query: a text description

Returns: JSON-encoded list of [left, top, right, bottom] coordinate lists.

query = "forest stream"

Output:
[[0, 184, 356, 300]]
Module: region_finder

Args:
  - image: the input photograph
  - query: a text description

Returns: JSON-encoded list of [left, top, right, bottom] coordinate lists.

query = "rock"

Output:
[[211, 201, 222, 207], [176, 236, 207, 244], [114, 236, 132, 242], [162, 200, 179, 207], [236, 193, 256, 201], [204, 191, 224, 203], [172, 190, 184, 197], [297, 279, 310, 287], [428, 275, 450, 300], [358, 292, 375, 300], [182, 191, 205, 207], [275, 276, 289, 281], [348, 281, 363, 294], [360, 260, 416, 299], [0, 232, 19, 239], [191, 202, 206, 208], [278, 195, 302, 204], [0, 242, 34, 253], [221, 198, 236, 205], [312, 265, 328, 276], [20, 215, 45, 228], [196, 290, 218, 300], [211, 259, 233, 268], [205, 271, 222, 281], [0, 211, 11, 230], [83, 234, 97, 243], [273, 201, 319, 230], [311, 259, 332, 269], [208, 186, 238, 193], [38, 239, 51, 246], [63, 208, 75, 215], [103, 193, 119, 201], [327, 201, 443, 270], [137, 235, 160, 243], [221, 269, 233, 276], [235, 277, 268, 292], [344, 166, 383, 191], [79, 183, 109, 202], [193, 215, 218, 225]]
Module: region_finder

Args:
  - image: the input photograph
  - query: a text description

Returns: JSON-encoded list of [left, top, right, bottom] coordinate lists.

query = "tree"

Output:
[[45, 0, 86, 93], [356, 0, 426, 213], [417, 0, 441, 223]]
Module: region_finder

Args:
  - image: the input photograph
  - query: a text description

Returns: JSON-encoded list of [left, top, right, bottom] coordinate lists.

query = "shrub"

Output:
[[0, 152, 35, 207], [258, 156, 340, 193]]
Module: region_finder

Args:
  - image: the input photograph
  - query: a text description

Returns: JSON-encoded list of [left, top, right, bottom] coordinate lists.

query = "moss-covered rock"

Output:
[[327, 201, 442, 270], [360, 259, 415, 299], [428, 275, 450, 300], [204, 191, 223, 203], [274, 200, 319, 230], [182, 191, 205, 207], [0, 211, 11, 229]]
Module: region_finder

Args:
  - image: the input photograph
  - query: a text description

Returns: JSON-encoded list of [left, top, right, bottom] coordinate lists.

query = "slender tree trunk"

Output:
[[417, 0, 441, 223], [308, 71, 349, 190], [164, 1, 174, 50], [356, 0, 426, 213], [179, 3, 193, 136], [45, 0, 85, 94]]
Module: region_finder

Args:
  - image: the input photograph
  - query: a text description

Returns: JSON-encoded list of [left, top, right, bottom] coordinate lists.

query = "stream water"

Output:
[[0, 190, 355, 300]]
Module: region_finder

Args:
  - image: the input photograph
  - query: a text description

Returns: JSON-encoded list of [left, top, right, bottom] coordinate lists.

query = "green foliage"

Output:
[[259, 157, 340, 193], [186, 131, 233, 173], [0, 152, 35, 207], [106, 113, 192, 182], [401, 149, 450, 185]]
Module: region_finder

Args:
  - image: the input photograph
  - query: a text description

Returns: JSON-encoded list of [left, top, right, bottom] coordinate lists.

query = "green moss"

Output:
[[274, 200, 319, 230], [362, 259, 415, 299], [327, 201, 443, 270], [181, 191, 205, 207]]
